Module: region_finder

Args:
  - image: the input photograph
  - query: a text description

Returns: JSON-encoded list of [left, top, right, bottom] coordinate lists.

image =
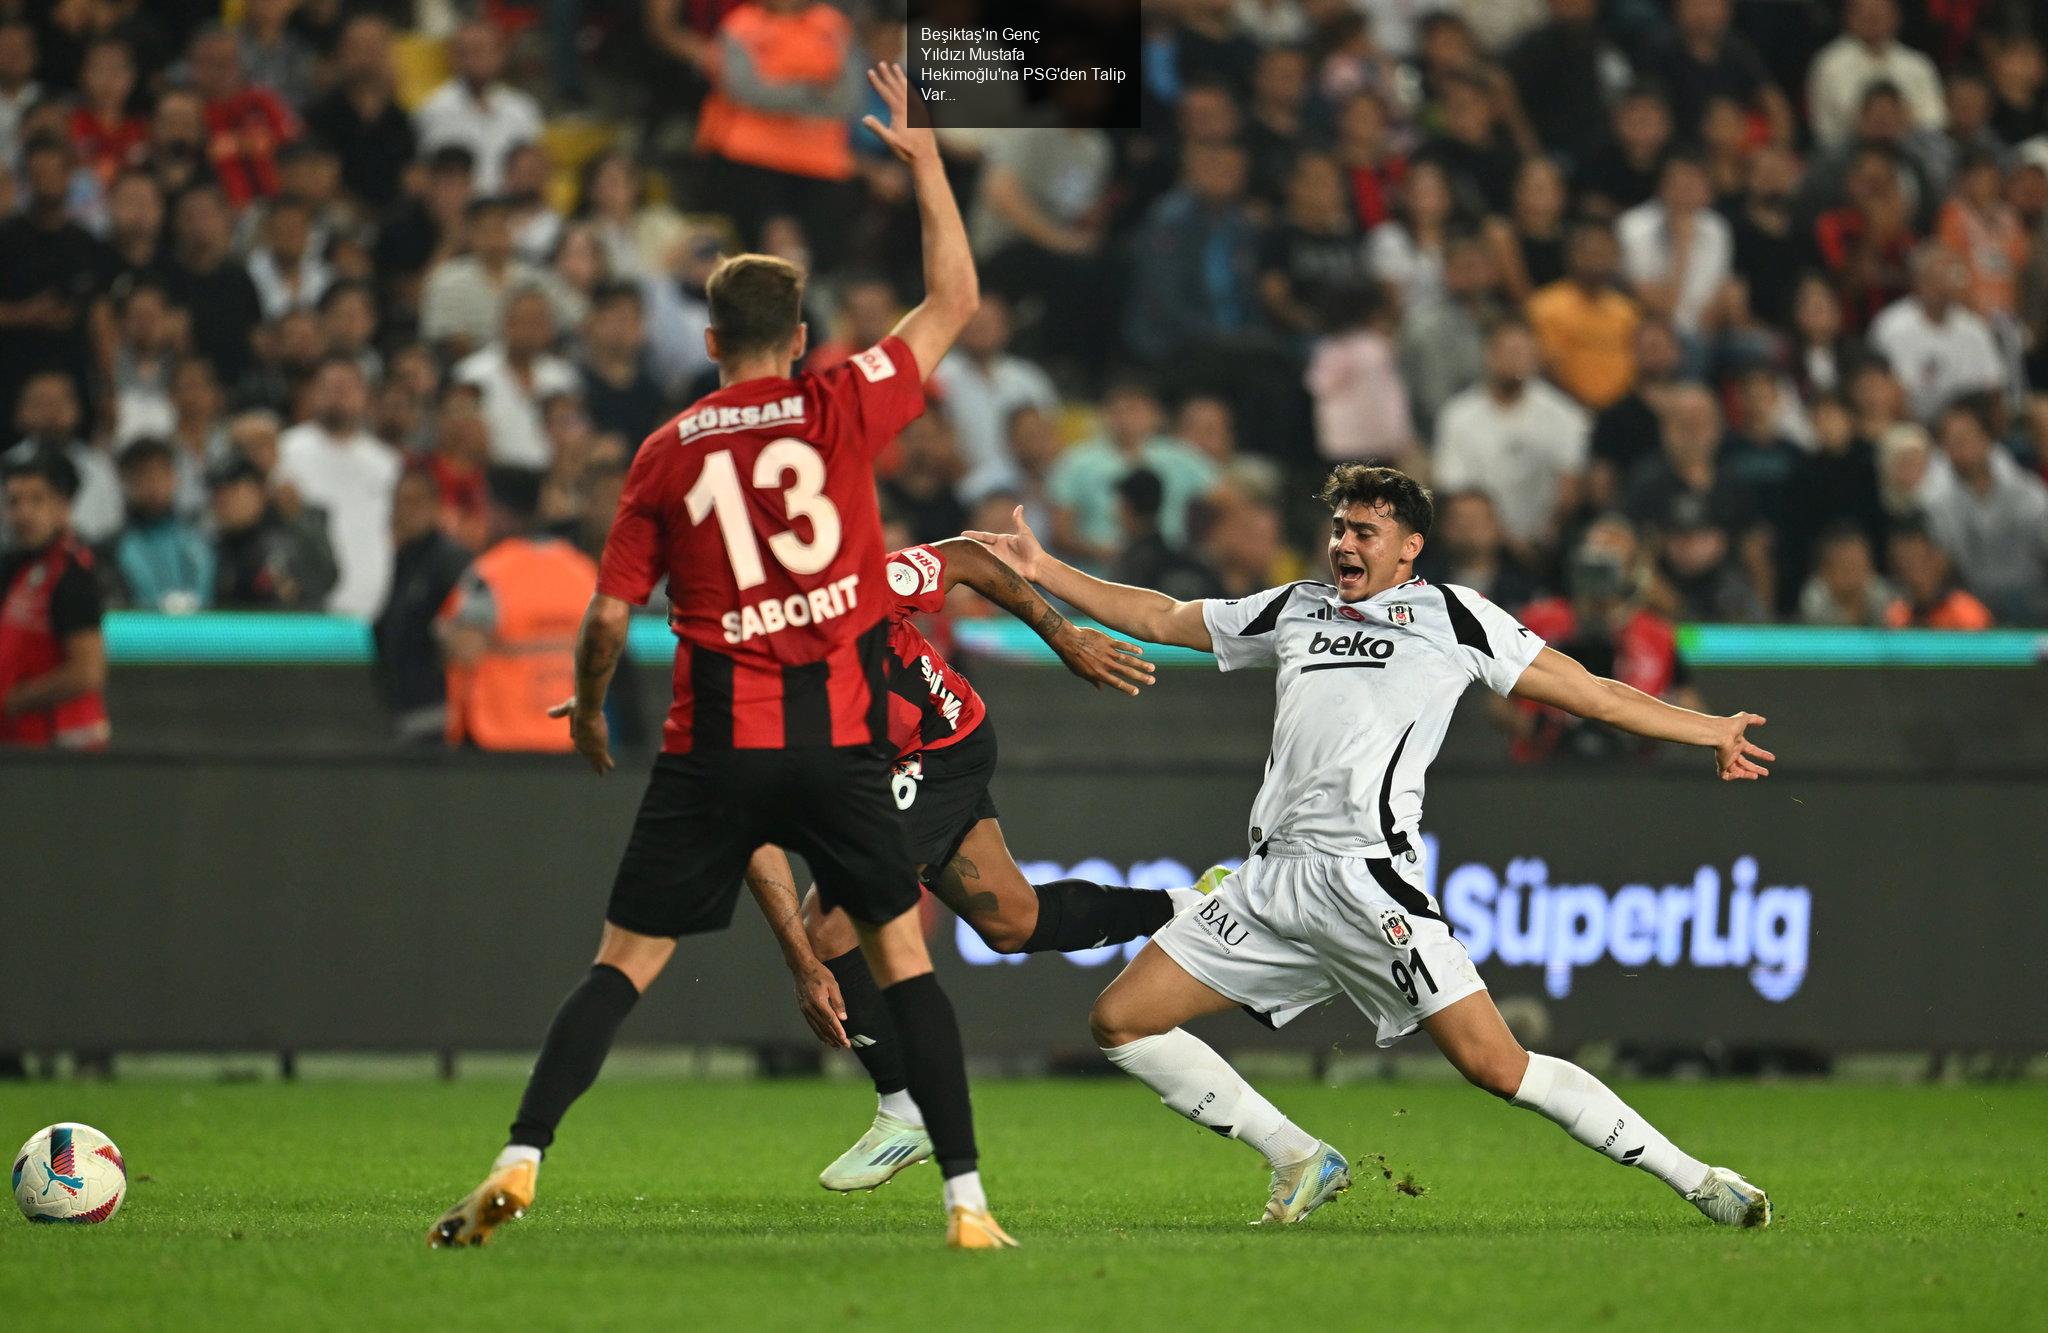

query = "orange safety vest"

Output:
[[442, 536, 597, 752], [695, 3, 855, 182]]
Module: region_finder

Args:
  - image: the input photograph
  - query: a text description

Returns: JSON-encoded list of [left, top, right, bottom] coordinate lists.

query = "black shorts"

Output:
[[606, 742, 919, 937], [896, 719, 999, 882]]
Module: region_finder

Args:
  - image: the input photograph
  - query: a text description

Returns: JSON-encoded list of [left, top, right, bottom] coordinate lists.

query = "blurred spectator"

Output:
[[1528, 219, 1640, 411], [103, 169, 166, 295], [1514, 514, 1692, 763], [439, 465, 597, 752], [1260, 153, 1372, 338], [1175, 393, 1281, 499], [1331, 91, 1406, 230], [578, 151, 686, 282], [4, 372, 118, 545], [1306, 283, 1415, 463], [109, 437, 213, 611], [190, 24, 300, 206], [0, 22, 38, 168], [0, 135, 107, 428], [1618, 154, 1732, 339], [1125, 140, 1261, 365], [1868, 244, 2004, 424], [226, 409, 284, 482], [1918, 394, 2048, 624], [1651, 497, 1766, 623], [1588, 317, 1681, 509], [1401, 232, 1502, 432], [1110, 468, 1221, 601], [1432, 320, 1589, 557], [1807, 0, 1945, 151], [1574, 85, 1673, 221], [414, 20, 542, 195], [1414, 489, 1539, 609], [454, 287, 580, 471], [319, 280, 381, 384], [1627, 382, 1764, 620], [1487, 156, 1571, 305], [1789, 273, 1856, 400], [374, 467, 472, 744], [210, 456, 335, 610], [1935, 151, 2028, 324], [970, 125, 1113, 364], [501, 144, 562, 265], [1200, 483, 1298, 598], [164, 360, 231, 520], [1781, 392, 1887, 611], [1641, 0, 1790, 147], [1722, 368, 1802, 532], [1368, 158, 1457, 310], [145, 87, 212, 201], [1047, 377, 1218, 564], [804, 274, 897, 369], [578, 280, 668, 445], [1728, 145, 1804, 331], [930, 295, 1059, 502], [247, 195, 330, 319], [1502, 0, 1631, 167], [427, 389, 490, 552], [1986, 31, 2048, 147], [1242, 45, 1315, 209], [0, 447, 108, 749], [694, 0, 863, 257], [1415, 71, 1523, 216], [70, 39, 147, 187], [1798, 524, 1893, 626], [422, 197, 576, 360], [238, 0, 318, 113], [302, 16, 415, 213], [1884, 519, 1994, 629], [106, 282, 180, 449], [1814, 146, 1918, 330], [878, 409, 967, 546], [1000, 404, 1061, 539], [274, 357, 400, 618], [163, 185, 264, 386]]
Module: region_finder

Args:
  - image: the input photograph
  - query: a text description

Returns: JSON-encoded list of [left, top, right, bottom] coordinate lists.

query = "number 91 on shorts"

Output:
[[720, 573, 863, 645]]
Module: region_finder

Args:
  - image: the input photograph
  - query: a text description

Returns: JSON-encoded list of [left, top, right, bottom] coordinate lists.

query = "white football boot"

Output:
[[818, 1110, 933, 1192], [1254, 1142, 1352, 1225], [1685, 1165, 1773, 1228]]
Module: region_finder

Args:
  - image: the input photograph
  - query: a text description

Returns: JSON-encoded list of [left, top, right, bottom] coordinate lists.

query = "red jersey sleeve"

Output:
[[883, 544, 948, 615], [596, 440, 666, 605], [816, 335, 925, 460]]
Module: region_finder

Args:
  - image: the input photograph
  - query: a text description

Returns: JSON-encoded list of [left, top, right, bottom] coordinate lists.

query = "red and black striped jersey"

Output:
[[881, 544, 986, 759], [597, 336, 926, 753]]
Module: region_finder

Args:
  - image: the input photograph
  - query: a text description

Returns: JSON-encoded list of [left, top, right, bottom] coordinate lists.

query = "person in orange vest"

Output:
[[1, 446, 109, 749], [437, 465, 598, 751]]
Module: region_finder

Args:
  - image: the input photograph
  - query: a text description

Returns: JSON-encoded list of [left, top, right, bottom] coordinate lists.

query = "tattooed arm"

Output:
[[545, 593, 632, 775], [928, 538, 1155, 695], [743, 846, 850, 1048]]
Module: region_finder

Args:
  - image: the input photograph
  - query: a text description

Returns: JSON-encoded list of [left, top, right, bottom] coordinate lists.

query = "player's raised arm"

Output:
[[929, 537, 1155, 695], [1509, 646, 1775, 781], [966, 507, 1214, 652], [863, 63, 977, 379]]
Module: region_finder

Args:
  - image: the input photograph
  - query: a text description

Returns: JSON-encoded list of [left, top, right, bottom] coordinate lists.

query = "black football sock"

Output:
[[822, 948, 908, 1095], [1021, 879, 1175, 953], [508, 963, 640, 1151], [879, 972, 978, 1177]]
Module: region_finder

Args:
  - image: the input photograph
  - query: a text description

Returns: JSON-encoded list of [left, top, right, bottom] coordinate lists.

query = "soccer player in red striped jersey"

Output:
[[430, 65, 1016, 1250]]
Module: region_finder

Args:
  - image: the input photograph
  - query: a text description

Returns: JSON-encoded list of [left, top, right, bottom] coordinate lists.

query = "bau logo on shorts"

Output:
[[1195, 897, 1250, 949]]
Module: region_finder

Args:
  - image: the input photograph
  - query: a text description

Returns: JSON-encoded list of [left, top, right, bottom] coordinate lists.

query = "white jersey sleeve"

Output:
[[1200, 583, 1305, 672], [1437, 582, 1544, 696]]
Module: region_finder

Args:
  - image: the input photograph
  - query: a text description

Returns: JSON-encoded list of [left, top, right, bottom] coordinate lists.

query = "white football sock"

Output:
[[1102, 1028, 1320, 1168], [877, 1089, 922, 1125], [1512, 1053, 1709, 1195], [942, 1169, 987, 1212], [494, 1143, 542, 1173]]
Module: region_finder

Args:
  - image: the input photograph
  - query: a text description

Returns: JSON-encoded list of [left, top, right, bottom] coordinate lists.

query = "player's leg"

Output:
[[1092, 863, 1352, 1224], [1423, 992, 1771, 1227], [802, 889, 934, 1192], [933, 817, 1187, 955]]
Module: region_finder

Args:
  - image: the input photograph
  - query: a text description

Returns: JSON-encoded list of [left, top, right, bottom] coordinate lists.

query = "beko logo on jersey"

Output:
[[676, 394, 807, 442], [1306, 630, 1394, 665], [721, 574, 861, 643]]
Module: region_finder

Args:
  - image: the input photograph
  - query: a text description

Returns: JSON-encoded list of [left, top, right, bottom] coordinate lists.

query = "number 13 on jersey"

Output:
[[684, 439, 843, 590]]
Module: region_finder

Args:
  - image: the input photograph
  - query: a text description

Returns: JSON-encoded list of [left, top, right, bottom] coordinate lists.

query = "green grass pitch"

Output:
[[3, 1076, 2043, 1329]]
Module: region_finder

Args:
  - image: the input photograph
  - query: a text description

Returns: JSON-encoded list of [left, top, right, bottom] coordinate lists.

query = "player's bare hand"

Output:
[[550, 696, 615, 775], [1053, 626, 1154, 695], [861, 63, 934, 167], [964, 505, 1045, 581], [793, 960, 850, 1048], [1713, 712, 1772, 781]]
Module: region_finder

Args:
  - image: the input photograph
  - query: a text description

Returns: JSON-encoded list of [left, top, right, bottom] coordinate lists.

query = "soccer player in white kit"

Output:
[[969, 464, 1776, 1229]]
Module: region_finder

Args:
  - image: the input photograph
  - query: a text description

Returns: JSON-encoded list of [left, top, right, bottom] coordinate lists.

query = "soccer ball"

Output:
[[13, 1123, 126, 1225]]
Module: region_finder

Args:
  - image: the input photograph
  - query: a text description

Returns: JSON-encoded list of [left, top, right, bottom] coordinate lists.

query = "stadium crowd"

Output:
[[3, 0, 2048, 752]]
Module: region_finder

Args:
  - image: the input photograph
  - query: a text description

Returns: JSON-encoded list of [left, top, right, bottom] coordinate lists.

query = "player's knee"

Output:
[[1459, 1046, 1530, 1100], [976, 916, 1033, 955], [1089, 994, 1154, 1049]]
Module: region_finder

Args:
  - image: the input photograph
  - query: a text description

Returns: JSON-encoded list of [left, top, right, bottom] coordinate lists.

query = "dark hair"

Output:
[[1939, 390, 1997, 436], [1317, 464, 1434, 537], [1115, 467, 1165, 518], [591, 277, 644, 312], [427, 144, 477, 176], [117, 436, 176, 471], [2, 444, 79, 499], [706, 253, 804, 359], [464, 194, 510, 221], [1815, 520, 1871, 555], [485, 464, 544, 518], [316, 278, 374, 314]]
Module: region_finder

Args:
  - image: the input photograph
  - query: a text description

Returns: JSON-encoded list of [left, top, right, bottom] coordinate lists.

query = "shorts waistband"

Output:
[[1255, 835, 1415, 862]]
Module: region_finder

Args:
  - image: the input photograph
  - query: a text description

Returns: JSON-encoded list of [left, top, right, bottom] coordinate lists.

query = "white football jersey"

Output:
[[1202, 577, 1544, 858]]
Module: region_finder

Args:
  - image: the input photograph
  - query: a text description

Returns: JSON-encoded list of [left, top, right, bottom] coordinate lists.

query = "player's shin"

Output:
[[506, 963, 642, 1154], [821, 947, 918, 1119], [1099, 1027, 1320, 1168], [1020, 879, 1176, 953], [878, 973, 981, 1202], [1511, 1052, 1710, 1196]]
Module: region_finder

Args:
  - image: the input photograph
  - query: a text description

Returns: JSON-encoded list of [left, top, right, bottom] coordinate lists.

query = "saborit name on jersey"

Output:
[[721, 573, 863, 644]]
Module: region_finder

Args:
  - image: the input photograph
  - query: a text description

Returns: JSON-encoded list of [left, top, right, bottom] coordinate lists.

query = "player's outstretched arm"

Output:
[[1510, 646, 1775, 781], [863, 63, 978, 380], [743, 846, 849, 1049], [545, 592, 632, 775], [930, 537, 1155, 695], [965, 507, 1214, 652]]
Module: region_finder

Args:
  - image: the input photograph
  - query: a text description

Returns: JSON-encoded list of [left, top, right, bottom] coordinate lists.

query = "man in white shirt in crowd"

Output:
[[1869, 244, 2005, 425], [413, 20, 541, 195], [274, 357, 401, 619], [1918, 393, 2048, 624], [930, 295, 1059, 502], [1807, 0, 1945, 151], [421, 196, 576, 359], [454, 286, 578, 472], [1617, 154, 1733, 339], [1431, 319, 1589, 560], [1, 372, 120, 547]]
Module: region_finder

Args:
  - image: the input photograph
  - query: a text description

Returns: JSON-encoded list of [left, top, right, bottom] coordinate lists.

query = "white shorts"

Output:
[[1153, 846, 1486, 1048]]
